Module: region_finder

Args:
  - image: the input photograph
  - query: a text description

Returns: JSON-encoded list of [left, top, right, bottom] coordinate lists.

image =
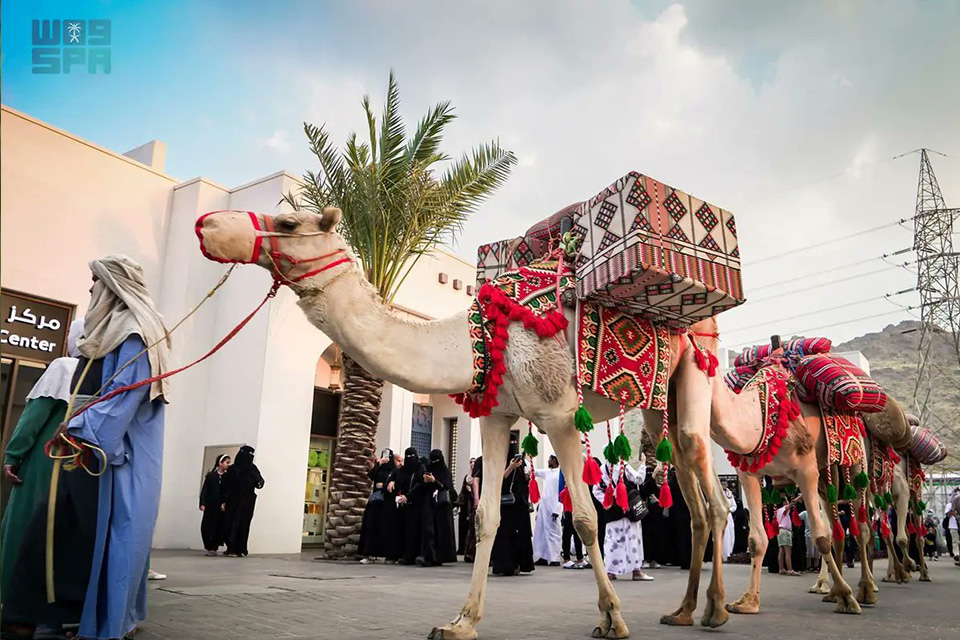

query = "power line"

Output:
[[725, 288, 915, 335], [748, 218, 914, 265], [751, 248, 913, 292], [747, 261, 916, 304], [726, 307, 915, 351]]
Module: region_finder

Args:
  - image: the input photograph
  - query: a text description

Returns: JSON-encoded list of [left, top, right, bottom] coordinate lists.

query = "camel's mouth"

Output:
[[196, 210, 263, 265]]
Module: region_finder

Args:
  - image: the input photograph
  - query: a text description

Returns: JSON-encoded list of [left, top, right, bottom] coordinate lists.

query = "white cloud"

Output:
[[262, 129, 291, 153]]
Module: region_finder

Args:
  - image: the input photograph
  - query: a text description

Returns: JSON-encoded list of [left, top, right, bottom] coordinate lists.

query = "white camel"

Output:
[[196, 207, 734, 638]]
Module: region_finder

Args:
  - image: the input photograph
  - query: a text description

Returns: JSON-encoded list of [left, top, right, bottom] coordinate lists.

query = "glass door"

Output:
[[303, 436, 334, 545]]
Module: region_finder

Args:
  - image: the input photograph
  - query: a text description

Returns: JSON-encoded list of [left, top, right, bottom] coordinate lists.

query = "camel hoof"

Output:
[[809, 579, 830, 595], [726, 592, 760, 615], [822, 594, 838, 603], [428, 619, 478, 640], [659, 614, 694, 627], [856, 584, 877, 606], [834, 593, 862, 615], [873, 583, 880, 593], [919, 574, 931, 583], [700, 607, 729, 628]]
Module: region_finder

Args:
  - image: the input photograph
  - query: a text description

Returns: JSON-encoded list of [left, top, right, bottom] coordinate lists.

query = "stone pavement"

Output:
[[141, 550, 960, 640]]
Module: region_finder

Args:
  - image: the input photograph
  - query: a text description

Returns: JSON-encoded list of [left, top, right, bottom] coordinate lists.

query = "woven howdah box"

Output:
[[475, 237, 546, 287], [572, 171, 745, 327]]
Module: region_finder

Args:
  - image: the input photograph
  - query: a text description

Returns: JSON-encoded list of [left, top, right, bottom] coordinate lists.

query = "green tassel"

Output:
[[574, 405, 594, 433], [782, 485, 797, 497], [655, 436, 673, 463], [883, 491, 893, 507], [613, 434, 632, 461], [761, 487, 771, 504], [914, 503, 924, 516], [771, 488, 783, 505], [853, 472, 869, 489], [827, 484, 838, 504], [521, 432, 539, 458], [842, 484, 857, 501], [603, 442, 618, 465], [874, 495, 885, 510], [918, 500, 927, 511]]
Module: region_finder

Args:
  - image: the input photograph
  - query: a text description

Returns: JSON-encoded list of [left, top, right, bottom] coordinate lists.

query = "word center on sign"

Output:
[[0, 290, 74, 362]]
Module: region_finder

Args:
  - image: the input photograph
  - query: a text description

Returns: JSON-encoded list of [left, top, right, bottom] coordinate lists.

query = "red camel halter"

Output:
[[195, 210, 353, 285]]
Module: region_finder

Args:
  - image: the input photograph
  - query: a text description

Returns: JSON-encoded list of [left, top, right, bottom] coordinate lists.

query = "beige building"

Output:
[[0, 104, 515, 553]]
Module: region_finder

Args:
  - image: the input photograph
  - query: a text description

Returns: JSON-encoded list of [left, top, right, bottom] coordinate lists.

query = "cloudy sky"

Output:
[[3, 0, 959, 348]]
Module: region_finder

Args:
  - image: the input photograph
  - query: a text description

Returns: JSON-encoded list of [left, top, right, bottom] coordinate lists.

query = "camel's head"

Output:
[[196, 207, 353, 288]]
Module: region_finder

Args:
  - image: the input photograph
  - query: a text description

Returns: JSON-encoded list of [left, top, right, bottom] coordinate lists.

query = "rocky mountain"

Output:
[[835, 320, 960, 466]]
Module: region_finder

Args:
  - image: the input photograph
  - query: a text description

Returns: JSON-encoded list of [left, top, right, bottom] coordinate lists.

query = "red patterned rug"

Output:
[[822, 407, 866, 469], [868, 432, 899, 498], [725, 363, 800, 473], [577, 303, 671, 410]]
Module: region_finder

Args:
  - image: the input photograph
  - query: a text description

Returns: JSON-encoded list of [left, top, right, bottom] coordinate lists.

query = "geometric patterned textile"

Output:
[[868, 432, 899, 497], [908, 424, 948, 464], [724, 363, 800, 473], [452, 260, 576, 417], [577, 303, 670, 411], [822, 407, 866, 469], [571, 171, 745, 327], [733, 336, 832, 370], [907, 457, 925, 502], [796, 354, 887, 414], [475, 237, 547, 288]]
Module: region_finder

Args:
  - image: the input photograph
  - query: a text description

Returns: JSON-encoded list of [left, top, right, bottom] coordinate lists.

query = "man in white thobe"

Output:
[[533, 455, 563, 565]]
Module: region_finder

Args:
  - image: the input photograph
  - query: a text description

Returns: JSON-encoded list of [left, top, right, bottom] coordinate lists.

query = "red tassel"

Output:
[[791, 509, 803, 528], [559, 487, 573, 512], [833, 519, 846, 542], [603, 483, 615, 510], [764, 520, 776, 539], [658, 481, 673, 509], [880, 518, 892, 539], [772, 515, 780, 534], [907, 521, 917, 535], [528, 474, 541, 505], [858, 505, 867, 523], [849, 517, 860, 538], [919, 524, 927, 538], [615, 477, 628, 510], [582, 457, 602, 486]]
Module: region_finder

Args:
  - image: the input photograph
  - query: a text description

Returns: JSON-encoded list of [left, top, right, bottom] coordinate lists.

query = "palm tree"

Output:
[[285, 72, 516, 558]]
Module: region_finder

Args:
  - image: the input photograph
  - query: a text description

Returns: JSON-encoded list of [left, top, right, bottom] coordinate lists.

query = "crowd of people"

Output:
[[198, 446, 267, 557], [355, 433, 754, 580]]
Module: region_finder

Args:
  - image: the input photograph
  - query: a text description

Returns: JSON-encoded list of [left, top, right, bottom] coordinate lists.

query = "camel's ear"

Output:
[[318, 206, 342, 232]]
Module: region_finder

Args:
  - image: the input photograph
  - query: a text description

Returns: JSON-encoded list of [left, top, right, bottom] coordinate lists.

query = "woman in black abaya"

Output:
[[491, 436, 535, 576], [199, 454, 231, 555], [390, 447, 424, 565], [222, 445, 265, 557], [409, 449, 457, 567], [359, 449, 400, 562]]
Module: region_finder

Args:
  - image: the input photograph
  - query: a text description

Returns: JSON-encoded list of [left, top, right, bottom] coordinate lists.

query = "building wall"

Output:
[[0, 104, 489, 554]]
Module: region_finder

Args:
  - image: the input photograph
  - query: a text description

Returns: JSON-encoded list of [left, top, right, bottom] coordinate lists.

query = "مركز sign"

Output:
[[0, 289, 74, 363]]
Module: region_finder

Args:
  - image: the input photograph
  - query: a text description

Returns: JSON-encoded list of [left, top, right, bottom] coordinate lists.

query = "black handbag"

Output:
[[626, 489, 649, 522], [501, 469, 518, 506], [435, 489, 451, 506], [368, 489, 385, 504]]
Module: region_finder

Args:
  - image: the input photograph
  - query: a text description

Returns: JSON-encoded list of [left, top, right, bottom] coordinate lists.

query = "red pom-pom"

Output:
[[603, 483, 615, 510], [582, 457, 602, 486], [658, 481, 673, 510], [615, 478, 629, 510], [771, 516, 780, 534], [907, 521, 917, 535], [833, 519, 846, 542], [529, 474, 541, 505], [880, 518, 892, 539], [791, 509, 803, 528], [559, 487, 573, 512], [919, 524, 927, 538], [858, 505, 867, 523], [849, 517, 860, 538], [765, 520, 776, 539]]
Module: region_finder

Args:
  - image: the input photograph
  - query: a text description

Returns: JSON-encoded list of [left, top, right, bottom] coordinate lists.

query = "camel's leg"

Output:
[[913, 515, 931, 582], [796, 466, 860, 614], [726, 472, 766, 614], [882, 524, 910, 584], [823, 505, 848, 602], [547, 421, 628, 639], [429, 415, 513, 640], [811, 558, 832, 594], [852, 488, 878, 605], [893, 482, 914, 573]]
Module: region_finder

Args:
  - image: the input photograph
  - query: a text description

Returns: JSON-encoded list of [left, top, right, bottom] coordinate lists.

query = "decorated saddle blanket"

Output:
[[868, 432, 900, 497], [577, 303, 670, 411], [725, 363, 800, 473], [822, 407, 866, 469], [453, 260, 576, 417]]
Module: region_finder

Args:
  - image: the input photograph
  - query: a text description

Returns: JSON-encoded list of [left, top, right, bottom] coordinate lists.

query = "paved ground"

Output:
[[141, 550, 960, 640]]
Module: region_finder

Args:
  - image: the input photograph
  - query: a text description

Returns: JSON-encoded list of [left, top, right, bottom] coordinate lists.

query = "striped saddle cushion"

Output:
[[733, 336, 832, 369], [795, 354, 887, 413], [909, 424, 947, 464]]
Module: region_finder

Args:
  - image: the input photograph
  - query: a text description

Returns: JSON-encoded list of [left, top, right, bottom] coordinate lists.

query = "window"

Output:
[[411, 404, 433, 458]]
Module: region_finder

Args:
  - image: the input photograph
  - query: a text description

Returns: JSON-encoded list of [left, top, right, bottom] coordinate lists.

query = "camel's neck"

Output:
[[297, 269, 474, 394], [709, 363, 765, 456]]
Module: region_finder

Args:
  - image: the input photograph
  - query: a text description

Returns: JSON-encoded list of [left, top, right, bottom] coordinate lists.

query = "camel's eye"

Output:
[[276, 218, 299, 233]]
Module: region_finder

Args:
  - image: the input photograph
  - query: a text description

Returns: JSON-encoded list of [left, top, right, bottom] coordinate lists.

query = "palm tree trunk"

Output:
[[324, 353, 384, 559]]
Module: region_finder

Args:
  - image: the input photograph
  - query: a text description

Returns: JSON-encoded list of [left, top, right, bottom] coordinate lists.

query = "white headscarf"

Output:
[[26, 319, 84, 403], [77, 255, 171, 401]]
